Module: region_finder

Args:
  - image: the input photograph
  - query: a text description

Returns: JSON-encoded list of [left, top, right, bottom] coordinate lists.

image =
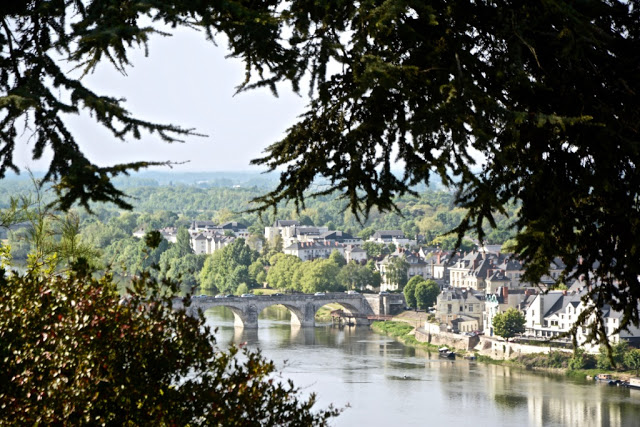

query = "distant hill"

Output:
[[1, 168, 449, 192]]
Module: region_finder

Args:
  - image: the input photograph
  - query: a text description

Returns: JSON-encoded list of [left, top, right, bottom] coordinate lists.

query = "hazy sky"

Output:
[[16, 27, 308, 174]]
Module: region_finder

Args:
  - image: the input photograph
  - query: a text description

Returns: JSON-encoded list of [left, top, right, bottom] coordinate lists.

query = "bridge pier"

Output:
[[289, 303, 317, 328], [233, 304, 259, 328]]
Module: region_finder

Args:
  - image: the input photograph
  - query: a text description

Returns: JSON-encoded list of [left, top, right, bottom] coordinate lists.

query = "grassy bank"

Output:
[[315, 303, 343, 321], [371, 321, 441, 351]]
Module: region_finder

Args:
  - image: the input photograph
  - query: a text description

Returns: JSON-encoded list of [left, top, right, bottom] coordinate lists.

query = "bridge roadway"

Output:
[[172, 292, 405, 328]]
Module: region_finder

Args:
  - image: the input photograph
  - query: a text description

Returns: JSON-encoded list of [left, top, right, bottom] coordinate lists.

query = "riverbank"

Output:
[[370, 320, 635, 381], [370, 321, 441, 351]]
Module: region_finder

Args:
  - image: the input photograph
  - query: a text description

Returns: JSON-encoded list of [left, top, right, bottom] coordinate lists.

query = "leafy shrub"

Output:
[[0, 264, 339, 425], [597, 341, 629, 370], [514, 351, 571, 369]]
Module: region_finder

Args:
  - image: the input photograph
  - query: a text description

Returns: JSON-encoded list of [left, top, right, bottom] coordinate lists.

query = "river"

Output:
[[204, 305, 640, 426]]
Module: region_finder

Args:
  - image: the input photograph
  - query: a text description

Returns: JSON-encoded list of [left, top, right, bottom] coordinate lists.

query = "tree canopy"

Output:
[[0, 263, 339, 424], [0, 0, 289, 210], [492, 308, 526, 340], [199, 239, 258, 293], [403, 276, 422, 309], [246, 1, 640, 345], [415, 280, 440, 310], [385, 256, 409, 290]]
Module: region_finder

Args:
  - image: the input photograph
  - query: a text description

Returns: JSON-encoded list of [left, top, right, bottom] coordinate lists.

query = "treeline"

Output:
[[0, 176, 517, 246], [0, 177, 517, 292]]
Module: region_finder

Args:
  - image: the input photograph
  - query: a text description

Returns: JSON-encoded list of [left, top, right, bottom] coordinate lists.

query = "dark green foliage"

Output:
[[624, 349, 640, 376], [243, 1, 640, 345], [493, 308, 526, 340], [199, 239, 259, 293], [104, 236, 169, 277], [362, 242, 388, 258], [597, 341, 629, 370], [415, 279, 440, 310], [338, 261, 380, 291], [329, 250, 347, 267], [403, 276, 422, 309], [568, 348, 588, 371], [385, 256, 409, 290], [159, 253, 206, 289], [0, 263, 339, 425], [0, 0, 297, 211]]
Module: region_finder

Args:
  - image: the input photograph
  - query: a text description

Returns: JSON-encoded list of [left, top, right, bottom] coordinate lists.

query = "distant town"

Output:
[[134, 217, 640, 355]]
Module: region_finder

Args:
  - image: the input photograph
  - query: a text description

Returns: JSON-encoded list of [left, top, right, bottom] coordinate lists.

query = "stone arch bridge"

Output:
[[172, 292, 405, 328]]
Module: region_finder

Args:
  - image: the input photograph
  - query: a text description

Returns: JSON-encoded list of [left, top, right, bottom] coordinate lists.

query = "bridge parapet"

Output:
[[172, 292, 403, 328]]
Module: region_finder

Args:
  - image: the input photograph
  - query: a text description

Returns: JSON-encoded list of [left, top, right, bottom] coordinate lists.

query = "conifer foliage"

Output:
[[248, 1, 640, 345], [0, 0, 288, 210]]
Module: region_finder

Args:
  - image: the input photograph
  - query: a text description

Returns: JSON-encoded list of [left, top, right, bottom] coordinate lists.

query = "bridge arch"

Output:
[[258, 302, 308, 327], [174, 292, 403, 329], [312, 300, 370, 326]]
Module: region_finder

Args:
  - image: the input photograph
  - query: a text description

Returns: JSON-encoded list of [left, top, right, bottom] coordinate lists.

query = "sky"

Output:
[[15, 27, 308, 174]]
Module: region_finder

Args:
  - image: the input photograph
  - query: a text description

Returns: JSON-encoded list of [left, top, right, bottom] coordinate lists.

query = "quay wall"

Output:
[[414, 324, 479, 351]]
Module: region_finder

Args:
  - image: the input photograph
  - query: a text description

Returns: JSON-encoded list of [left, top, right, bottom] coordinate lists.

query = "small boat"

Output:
[[438, 347, 455, 359], [629, 377, 640, 389], [594, 373, 613, 382]]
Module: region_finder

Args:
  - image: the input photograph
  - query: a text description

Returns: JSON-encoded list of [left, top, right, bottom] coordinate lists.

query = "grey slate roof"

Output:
[[371, 230, 405, 239], [273, 220, 300, 227]]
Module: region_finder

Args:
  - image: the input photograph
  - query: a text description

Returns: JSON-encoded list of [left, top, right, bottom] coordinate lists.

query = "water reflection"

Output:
[[204, 306, 640, 427]]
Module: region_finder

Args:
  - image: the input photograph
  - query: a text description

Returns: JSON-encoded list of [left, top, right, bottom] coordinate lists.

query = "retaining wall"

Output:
[[478, 337, 573, 360]]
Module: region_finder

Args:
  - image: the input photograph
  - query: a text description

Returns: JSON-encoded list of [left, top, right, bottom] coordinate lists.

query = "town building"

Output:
[[435, 287, 485, 333], [522, 286, 640, 352], [318, 230, 363, 246], [344, 245, 367, 264], [376, 250, 431, 292], [368, 230, 415, 246], [283, 241, 345, 261]]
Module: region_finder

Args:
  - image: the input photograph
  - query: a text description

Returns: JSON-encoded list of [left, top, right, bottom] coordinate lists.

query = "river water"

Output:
[[204, 306, 640, 427]]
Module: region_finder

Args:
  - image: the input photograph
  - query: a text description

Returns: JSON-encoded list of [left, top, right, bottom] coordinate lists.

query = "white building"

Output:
[[368, 230, 415, 247], [522, 288, 640, 353], [283, 241, 345, 261], [345, 245, 367, 263]]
